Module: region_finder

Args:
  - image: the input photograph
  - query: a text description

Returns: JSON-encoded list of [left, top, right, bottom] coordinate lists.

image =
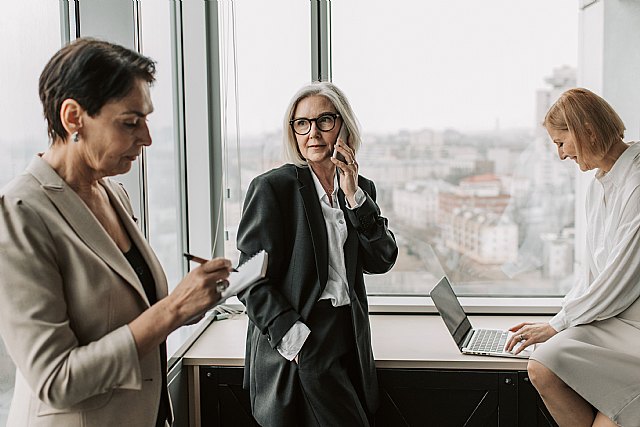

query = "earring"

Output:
[[72, 132, 79, 143]]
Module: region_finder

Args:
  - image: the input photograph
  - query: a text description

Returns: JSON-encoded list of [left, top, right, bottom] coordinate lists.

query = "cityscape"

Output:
[[224, 66, 579, 297], [0, 66, 579, 424], [0, 2, 583, 424]]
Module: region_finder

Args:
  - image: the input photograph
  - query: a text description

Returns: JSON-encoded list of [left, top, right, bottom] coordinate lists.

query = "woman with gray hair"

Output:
[[237, 81, 398, 426]]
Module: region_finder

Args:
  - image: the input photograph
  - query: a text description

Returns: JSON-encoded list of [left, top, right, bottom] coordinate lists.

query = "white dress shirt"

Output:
[[550, 141, 640, 331], [277, 168, 365, 360]]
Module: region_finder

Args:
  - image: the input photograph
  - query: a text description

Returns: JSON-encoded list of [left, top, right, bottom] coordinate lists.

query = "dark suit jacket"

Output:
[[237, 164, 398, 423]]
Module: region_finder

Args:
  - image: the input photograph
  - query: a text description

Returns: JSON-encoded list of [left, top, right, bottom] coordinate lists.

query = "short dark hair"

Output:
[[39, 37, 156, 142]]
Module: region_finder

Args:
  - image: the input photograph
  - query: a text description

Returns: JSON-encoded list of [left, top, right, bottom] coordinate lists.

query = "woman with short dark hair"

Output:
[[0, 38, 232, 427]]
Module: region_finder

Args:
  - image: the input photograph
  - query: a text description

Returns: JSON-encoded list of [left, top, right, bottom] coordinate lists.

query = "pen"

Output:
[[183, 253, 238, 272]]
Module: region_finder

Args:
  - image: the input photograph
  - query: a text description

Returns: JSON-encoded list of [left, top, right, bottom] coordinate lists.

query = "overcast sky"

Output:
[[231, 0, 578, 135], [331, 0, 578, 133], [0, 2, 60, 144], [1, 1, 579, 144]]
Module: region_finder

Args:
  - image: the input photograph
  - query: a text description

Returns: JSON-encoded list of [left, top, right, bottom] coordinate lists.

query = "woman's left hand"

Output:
[[506, 322, 558, 355], [331, 138, 359, 205]]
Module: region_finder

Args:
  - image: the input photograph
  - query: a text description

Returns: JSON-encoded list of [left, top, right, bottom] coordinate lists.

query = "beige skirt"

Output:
[[531, 297, 640, 427]]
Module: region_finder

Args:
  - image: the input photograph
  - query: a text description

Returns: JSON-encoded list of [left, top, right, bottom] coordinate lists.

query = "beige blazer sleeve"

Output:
[[0, 156, 167, 426]]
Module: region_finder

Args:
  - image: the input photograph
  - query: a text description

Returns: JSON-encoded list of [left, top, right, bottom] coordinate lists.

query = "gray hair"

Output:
[[282, 81, 362, 167]]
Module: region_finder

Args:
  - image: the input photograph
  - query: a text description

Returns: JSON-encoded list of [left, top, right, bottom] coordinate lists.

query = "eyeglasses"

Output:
[[289, 113, 340, 135]]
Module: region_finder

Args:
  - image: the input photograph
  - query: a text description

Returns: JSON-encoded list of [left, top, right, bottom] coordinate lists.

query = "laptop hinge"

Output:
[[461, 330, 474, 349]]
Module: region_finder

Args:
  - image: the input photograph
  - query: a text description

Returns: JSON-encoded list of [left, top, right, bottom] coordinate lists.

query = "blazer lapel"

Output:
[[27, 157, 150, 305], [296, 167, 329, 292]]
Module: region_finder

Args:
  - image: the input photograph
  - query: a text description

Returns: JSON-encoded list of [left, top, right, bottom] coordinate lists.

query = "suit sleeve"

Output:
[[0, 194, 142, 409], [237, 176, 301, 348], [345, 179, 398, 274]]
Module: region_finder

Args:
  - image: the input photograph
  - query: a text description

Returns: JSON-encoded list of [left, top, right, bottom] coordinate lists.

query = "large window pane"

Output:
[[140, 2, 188, 357], [332, 0, 578, 296], [0, 4, 61, 424], [222, 1, 311, 264]]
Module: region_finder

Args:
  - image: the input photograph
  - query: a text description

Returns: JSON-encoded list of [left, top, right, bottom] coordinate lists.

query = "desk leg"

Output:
[[187, 366, 200, 427]]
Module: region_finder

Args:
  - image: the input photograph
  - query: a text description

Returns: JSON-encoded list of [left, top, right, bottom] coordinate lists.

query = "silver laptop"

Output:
[[430, 276, 532, 358]]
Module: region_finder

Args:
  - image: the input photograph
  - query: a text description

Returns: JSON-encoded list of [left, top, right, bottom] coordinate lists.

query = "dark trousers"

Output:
[[296, 300, 370, 427], [252, 300, 371, 427]]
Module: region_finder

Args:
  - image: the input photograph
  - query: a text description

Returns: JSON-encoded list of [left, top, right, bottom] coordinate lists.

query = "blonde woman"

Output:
[[507, 88, 640, 427]]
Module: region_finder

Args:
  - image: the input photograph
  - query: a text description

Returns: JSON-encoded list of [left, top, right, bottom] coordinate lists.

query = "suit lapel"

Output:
[[27, 157, 150, 305], [296, 167, 329, 292]]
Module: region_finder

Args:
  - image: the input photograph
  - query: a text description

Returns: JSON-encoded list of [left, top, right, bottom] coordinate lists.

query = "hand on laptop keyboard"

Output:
[[509, 340, 534, 354]]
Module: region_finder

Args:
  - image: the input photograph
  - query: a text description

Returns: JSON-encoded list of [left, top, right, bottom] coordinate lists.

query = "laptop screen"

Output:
[[430, 276, 473, 349]]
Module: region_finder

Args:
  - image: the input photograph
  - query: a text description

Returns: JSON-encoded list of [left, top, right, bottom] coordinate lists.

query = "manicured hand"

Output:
[[506, 322, 558, 355]]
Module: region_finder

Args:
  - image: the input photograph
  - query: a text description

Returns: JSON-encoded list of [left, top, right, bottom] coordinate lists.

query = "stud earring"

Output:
[[72, 132, 79, 143]]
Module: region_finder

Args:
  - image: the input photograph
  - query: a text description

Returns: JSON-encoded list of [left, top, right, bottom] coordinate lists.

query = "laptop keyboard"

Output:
[[468, 329, 508, 353]]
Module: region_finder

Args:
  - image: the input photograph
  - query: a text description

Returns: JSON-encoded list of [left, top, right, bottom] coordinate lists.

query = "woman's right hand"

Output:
[[130, 257, 233, 358], [506, 321, 557, 355], [166, 257, 233, 326]]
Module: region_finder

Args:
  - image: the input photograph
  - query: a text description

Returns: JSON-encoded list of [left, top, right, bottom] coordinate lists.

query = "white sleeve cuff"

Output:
[[347, 187, 366, 210], [548, 310, 568, 332], [276, 321, 311, 361]]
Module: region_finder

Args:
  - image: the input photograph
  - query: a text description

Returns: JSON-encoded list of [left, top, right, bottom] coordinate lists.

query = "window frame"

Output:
[[313, 0, 573, 311], [69, 0, 640, 353]]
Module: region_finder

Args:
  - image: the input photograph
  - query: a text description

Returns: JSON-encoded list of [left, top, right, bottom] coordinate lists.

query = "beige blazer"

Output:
[[0, 156, 169, 427]]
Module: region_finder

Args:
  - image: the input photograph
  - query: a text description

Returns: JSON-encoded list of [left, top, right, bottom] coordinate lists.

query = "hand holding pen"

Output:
[[184, 253, 237, 293], [184, 253, 238, 271], [161, 254, 233, 327]]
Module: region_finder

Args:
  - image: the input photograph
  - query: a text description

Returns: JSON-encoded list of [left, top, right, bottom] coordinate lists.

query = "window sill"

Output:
[[221, 295, 562, 315], [368, 295, 561, 314]]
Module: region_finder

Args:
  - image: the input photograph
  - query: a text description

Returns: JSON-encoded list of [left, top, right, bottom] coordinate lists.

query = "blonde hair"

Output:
[[282, 81, 362, 167], [543, 88, 625, 160]]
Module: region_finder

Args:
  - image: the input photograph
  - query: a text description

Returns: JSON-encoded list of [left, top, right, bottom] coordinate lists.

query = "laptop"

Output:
[[430, 276, 533, 358]]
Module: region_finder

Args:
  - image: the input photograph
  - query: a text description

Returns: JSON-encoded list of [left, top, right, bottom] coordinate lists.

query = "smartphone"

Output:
[[332, 124, 350, 163]]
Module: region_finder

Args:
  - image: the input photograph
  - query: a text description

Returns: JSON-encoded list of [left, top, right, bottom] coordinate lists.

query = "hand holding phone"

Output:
[[332, 124, 350, 163]]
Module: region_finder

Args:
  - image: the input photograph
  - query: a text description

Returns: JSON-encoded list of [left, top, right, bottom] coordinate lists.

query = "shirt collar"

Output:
[[598, 141, 640, 183], [309, 167, 338, 203]]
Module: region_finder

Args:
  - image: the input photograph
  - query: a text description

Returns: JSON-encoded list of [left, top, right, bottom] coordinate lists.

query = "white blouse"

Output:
[[550, 141, 640, 331], [276, 169, 365, 360]]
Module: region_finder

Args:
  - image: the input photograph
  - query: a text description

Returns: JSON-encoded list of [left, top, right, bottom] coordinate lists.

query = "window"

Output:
[[332, 0, 579, 297], [0, 12, 638, 427], [140, 1, 188, 357], [221, 0, 311, 265], [0, 3, 62, 423]]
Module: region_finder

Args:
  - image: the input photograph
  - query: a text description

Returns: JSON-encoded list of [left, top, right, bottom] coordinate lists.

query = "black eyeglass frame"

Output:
[[289, 113, 341, 135]]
